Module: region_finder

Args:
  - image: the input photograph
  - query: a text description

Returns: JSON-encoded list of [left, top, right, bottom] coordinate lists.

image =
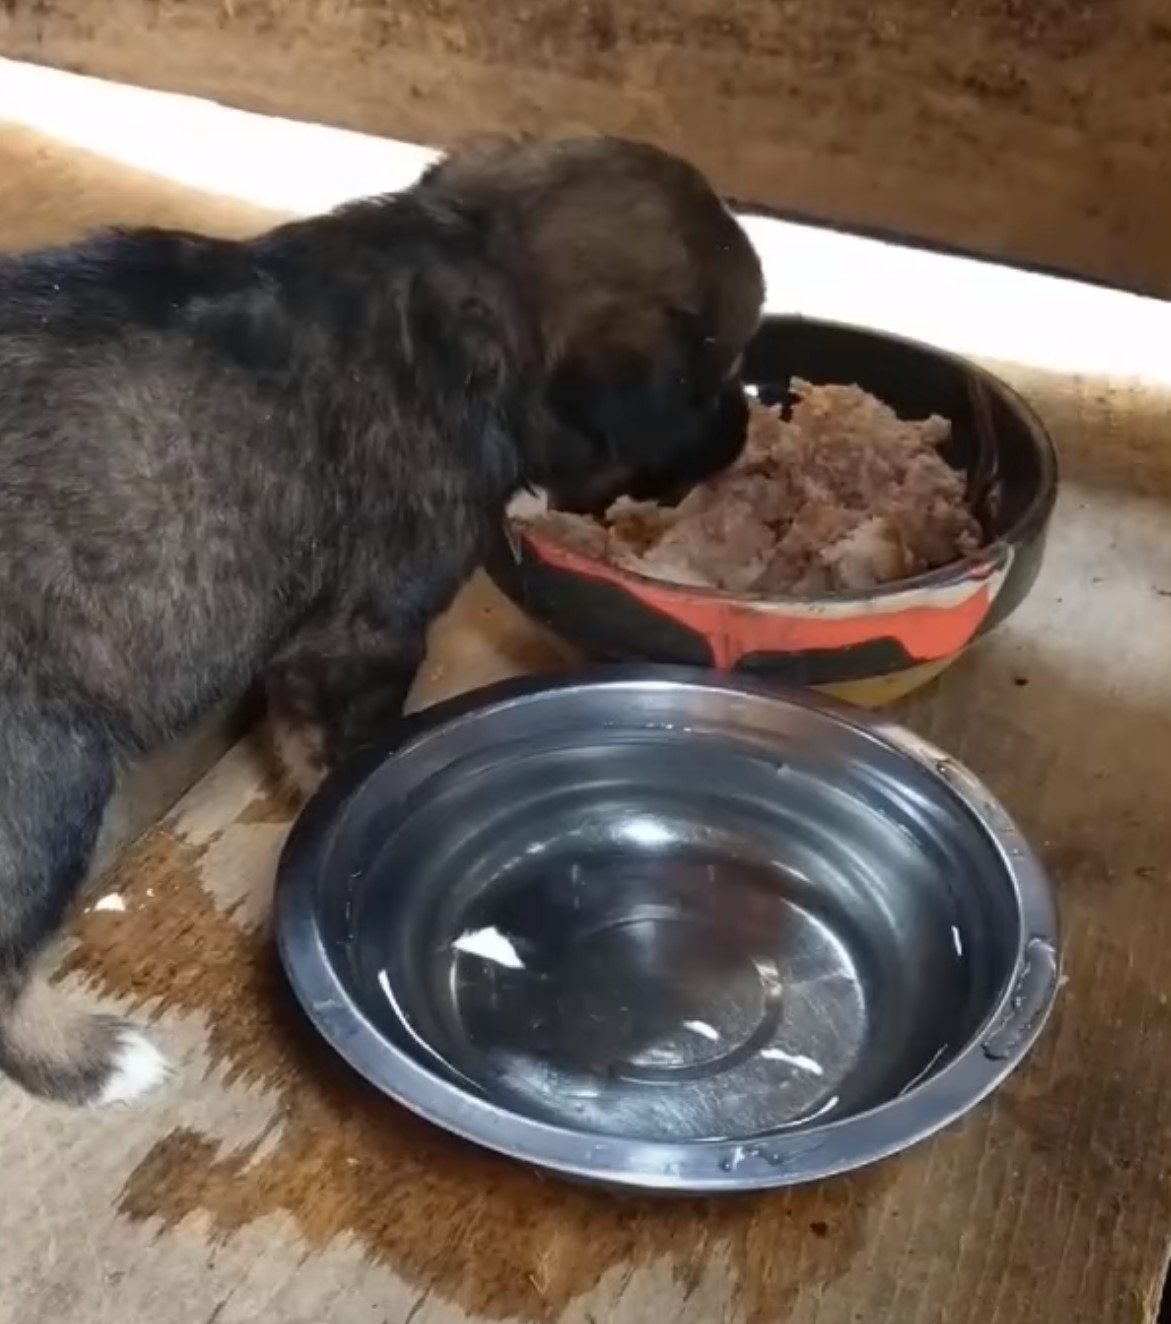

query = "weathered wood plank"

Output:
[[4, 0, 1171, 295]]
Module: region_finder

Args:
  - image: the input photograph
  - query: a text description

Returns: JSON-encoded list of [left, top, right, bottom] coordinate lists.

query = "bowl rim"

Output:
[[275, 665, 1062, 1193], [512, 314, 1060, 609]]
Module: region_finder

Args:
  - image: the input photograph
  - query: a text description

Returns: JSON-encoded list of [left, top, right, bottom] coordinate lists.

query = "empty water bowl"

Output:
[[275, 668, 1060, 1193]]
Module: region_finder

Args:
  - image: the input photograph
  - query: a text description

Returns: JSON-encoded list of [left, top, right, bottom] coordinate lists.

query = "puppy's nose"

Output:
[[554, 465, 635, 515], [705, 383, 750, 464], [715, 380, 749, 431]]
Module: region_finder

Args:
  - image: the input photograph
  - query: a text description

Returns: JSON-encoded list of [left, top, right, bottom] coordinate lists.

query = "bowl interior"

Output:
[[319, 681, 1022, 1146], [740, 318, 1051, 548], [516, 316, 1055, 595], [488, 318, 1058, 700]]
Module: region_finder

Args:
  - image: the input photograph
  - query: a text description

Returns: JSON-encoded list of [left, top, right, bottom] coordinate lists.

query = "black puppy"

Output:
[[0, 135, 763, 1106]]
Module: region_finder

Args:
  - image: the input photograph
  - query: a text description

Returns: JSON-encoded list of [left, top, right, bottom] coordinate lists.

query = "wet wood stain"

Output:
[[63, 802, 893, 1323]]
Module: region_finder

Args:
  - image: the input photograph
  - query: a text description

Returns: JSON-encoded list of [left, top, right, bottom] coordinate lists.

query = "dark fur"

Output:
[[0, 135, 763, 1105]]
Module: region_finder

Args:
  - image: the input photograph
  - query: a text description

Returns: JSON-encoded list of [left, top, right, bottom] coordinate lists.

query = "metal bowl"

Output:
[[275, 668, 1060, 1194]]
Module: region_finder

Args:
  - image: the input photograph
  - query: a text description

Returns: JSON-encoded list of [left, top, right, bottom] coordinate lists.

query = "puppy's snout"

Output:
[[709, 380, 750, 464], [624, 380, 750, 507]]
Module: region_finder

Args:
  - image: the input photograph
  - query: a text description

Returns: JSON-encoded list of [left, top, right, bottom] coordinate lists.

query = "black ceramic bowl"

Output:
[[488, 316, 1059, 707]]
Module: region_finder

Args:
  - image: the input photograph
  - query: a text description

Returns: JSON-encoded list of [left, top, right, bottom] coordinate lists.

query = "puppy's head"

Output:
[[419, 136, 764, 510]]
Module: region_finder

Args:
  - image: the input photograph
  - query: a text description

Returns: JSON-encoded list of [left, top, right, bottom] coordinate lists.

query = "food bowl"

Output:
[[275, 668, 1060, 1194], [487, 316, 1059, 707]]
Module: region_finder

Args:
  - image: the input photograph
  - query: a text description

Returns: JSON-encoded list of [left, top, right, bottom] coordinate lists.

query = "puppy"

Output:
[[0, 134, 764, 1106]]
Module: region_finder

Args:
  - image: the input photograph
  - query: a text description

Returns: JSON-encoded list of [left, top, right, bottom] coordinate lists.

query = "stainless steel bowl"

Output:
[[275, 668, 1060, 1194]]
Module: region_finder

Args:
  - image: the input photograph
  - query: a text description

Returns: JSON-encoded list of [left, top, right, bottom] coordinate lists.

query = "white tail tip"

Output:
[[96, 1026, 171, 1106]]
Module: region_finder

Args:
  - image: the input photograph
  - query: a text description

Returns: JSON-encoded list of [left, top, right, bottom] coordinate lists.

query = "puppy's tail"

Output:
[[0, 966, 168, 1106]]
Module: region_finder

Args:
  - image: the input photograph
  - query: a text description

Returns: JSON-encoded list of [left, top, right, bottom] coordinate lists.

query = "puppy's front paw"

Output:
[[266, 717, 328, 801]]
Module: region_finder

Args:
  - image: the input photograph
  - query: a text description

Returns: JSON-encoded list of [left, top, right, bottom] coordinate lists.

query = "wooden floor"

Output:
[[2, 120, 1171, 1324]]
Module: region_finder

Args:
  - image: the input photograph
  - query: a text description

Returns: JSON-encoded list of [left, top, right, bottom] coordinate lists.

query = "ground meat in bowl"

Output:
[[514, 379, 985, 595]]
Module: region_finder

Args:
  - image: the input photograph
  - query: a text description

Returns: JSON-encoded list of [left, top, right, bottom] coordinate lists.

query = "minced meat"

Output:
[[515, 379, 984, 595]]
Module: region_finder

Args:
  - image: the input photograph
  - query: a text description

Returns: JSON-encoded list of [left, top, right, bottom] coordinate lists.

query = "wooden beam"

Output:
[[3, 0, 1170, 297]]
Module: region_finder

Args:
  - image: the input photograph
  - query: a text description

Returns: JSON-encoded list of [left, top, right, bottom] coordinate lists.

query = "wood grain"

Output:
[[5, 0, 1171, 294]]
